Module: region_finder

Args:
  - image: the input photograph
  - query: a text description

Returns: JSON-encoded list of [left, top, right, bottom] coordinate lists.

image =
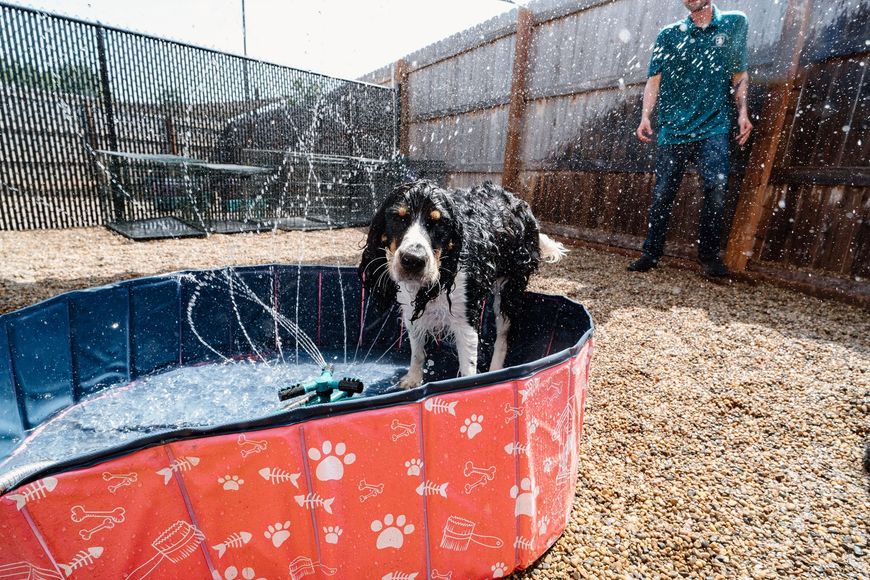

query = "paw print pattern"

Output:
[[404, 458, 423, 476], [460, 414, 484, 439], [491, 562, 508, 578], [308, 440, 356, 481], [212, 567, 265, 580], [217, 475, 244, 491], [323, 526, 343, 544], [264, 521, 291, 548], [510, 477, 540, 518], [371, 514, 415, 550], [537, 515, 550, 536]]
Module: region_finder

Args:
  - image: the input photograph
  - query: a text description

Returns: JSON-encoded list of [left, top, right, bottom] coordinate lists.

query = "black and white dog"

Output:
[[359, 180, 566, 388]]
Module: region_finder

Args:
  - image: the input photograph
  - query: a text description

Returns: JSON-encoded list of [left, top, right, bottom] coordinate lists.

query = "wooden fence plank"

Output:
[[502, 8, 533, 193]]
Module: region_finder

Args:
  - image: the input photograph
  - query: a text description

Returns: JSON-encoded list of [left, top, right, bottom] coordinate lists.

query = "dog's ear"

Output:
[[359, 199, 397, 311], [439, 190, 463, 291]]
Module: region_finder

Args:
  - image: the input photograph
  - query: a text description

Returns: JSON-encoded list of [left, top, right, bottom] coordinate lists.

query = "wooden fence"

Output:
[[362, 0, 869, 306]]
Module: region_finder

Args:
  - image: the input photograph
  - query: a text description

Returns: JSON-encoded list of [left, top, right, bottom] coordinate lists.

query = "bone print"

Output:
[[463, 461, 496, 481], [503, 403, 523, 422], [464, 476, 489, 494], [102, 471, 136, 480], [237, 434, 268, 457], [102, 471, 137, 492], [358, 479, 384, 502], [70, 505, 126, 523], [463, 461, 496, 493], [390, 419, 416, 441], [79, 518, 118, 541], [107, 478, 136, 494]]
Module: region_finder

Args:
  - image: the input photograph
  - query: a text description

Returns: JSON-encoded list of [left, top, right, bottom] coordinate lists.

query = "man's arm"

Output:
[[636, 74, 661, 143], [732, 71, 753, 145]]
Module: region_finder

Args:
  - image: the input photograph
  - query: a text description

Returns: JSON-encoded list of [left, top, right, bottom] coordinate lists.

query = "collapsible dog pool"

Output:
[[0, 264, 592, 580]]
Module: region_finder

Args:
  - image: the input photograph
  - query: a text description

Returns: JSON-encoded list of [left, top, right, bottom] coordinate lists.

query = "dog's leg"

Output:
[[489, 287, 511, 372], [491, 279, 524, 373], [399, 323, 426, 388], [452, 320, 479, 377]]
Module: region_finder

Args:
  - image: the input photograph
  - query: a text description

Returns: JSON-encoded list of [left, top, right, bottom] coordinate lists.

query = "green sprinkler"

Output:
[[277, 366, 364, 409]]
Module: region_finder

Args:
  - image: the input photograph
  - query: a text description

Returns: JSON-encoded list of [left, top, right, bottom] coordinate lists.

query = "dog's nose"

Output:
[[400, 248, 427, 273]]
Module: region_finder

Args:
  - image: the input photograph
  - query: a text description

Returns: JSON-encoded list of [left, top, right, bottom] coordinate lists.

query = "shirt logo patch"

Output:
[[714, 33, 729, 47]]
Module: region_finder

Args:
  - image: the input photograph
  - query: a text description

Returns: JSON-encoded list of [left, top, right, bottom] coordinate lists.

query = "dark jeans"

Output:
[[641, 133, 731, 263]]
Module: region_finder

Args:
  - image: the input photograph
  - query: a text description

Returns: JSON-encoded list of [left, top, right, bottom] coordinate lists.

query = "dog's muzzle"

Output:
[[398, 244, 428, 276]]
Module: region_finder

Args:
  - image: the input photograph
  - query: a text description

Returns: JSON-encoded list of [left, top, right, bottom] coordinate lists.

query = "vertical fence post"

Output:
[[396, 59, 410, 157], [502, 7, 534, 194], [165, 115, 178, 155], [95, 24, 125, 222], [724, 0, 813, 272]]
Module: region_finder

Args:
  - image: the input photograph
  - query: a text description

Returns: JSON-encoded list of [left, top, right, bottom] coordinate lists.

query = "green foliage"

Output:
[[0, 58, 100, 96]]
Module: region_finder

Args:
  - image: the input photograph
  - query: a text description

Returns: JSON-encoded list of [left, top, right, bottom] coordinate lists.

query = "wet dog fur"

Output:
[[358, 179, 566, 388]]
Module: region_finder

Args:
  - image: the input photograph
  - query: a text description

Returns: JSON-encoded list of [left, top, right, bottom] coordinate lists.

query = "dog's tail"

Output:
[[538, 233, 568, 263]]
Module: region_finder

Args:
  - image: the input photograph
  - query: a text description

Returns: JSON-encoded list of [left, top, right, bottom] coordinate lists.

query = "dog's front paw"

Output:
[[398, 370, 423, 389]]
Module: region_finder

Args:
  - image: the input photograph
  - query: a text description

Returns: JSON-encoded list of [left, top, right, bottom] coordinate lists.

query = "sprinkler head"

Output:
[[337, 378, 364, 394], [278, 384, 305, 401]]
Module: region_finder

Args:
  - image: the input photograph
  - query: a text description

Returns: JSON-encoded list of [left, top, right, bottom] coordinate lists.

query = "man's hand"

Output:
[[732, 71, 752, 145], [638, 75, 660, 144], [736, 113, 753, 145], [637, 117, 654, 143]]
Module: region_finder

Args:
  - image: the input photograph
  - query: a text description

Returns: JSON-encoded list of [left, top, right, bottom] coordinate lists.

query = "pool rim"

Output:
[[0, 263, 594, 492]]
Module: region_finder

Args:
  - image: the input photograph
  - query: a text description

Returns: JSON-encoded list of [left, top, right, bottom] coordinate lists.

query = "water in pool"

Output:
[[0, 356, 406, 477]]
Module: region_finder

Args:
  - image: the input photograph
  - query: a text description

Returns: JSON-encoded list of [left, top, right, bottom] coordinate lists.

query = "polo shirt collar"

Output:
[[684, 4, 722, 30]]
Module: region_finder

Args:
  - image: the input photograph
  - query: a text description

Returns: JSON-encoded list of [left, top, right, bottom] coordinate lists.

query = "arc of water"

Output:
[[224, 270, 266, 364], [185, 271, 327, 369]]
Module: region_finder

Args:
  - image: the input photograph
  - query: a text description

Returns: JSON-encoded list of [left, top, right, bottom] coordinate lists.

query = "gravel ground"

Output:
[[1, 227, 868, 578]]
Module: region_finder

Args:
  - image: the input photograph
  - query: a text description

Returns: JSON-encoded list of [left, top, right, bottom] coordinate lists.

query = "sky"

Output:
[[6, 0, 517, 80]]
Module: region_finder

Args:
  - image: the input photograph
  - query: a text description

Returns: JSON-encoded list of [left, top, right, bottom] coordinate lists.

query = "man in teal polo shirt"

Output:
[[629, 0, 752, 278]]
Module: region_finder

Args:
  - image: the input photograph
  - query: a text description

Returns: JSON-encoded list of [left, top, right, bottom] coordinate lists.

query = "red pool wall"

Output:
[[0, 342, 591, 580]]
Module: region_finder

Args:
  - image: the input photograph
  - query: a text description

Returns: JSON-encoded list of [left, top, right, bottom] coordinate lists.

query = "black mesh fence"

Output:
[[0, 2, 399, 235]]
